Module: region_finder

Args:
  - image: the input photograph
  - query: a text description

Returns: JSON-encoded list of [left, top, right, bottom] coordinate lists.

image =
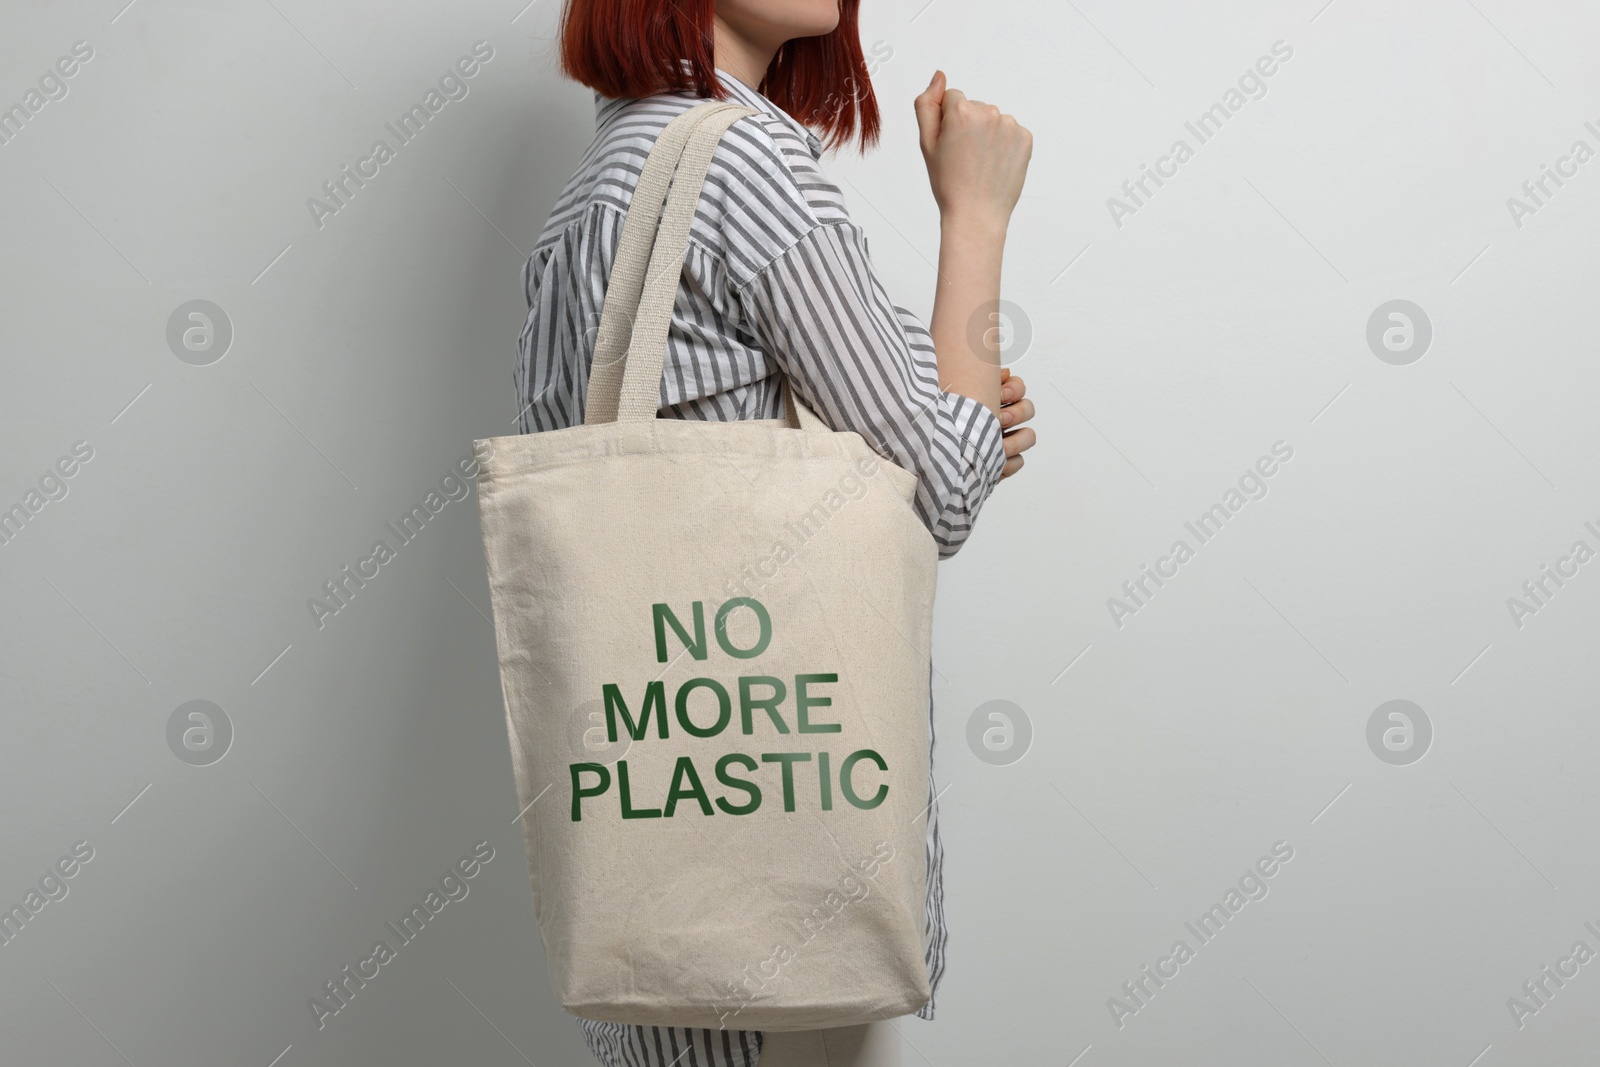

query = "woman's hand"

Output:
[[998, 368, 1036, 479], [913, 70, 1033, 232], [916, 69, 1035, 436]]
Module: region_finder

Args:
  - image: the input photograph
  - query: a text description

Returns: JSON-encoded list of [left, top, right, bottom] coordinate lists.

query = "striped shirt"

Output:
[[512, 68, 1004, 1067]]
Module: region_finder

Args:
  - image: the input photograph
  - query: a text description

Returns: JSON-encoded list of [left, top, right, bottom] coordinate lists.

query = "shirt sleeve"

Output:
[[733, 220, 1006, 559]]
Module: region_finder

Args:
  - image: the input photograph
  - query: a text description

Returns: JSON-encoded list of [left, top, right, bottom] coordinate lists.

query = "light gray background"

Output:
[[3, 0, 1598, 1064]]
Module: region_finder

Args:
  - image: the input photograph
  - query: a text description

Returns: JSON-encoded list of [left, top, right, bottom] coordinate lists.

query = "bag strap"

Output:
[[583, 101, 730, 425], [584, 100, 828, 433]]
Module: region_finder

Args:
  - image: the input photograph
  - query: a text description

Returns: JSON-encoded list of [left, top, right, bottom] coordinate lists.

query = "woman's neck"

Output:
[[711, 13, 778, 89]]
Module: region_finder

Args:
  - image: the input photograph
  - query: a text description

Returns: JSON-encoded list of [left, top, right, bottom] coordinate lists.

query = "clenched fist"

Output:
[[913, 70, 1033, 230]]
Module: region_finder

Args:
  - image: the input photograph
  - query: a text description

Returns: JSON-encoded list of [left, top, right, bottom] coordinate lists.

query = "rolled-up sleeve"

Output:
[[733, 220, 1006, 558]]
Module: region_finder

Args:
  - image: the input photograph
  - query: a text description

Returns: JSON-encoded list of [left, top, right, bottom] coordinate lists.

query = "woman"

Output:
[[513, 1, 1036, 1063]]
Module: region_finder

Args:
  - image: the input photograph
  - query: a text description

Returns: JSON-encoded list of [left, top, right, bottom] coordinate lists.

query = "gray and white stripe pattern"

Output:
[[512, 68, 998, 1067]]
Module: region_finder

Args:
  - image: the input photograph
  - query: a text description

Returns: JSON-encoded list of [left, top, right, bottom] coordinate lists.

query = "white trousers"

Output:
[[755, 1021, 903, 1067]]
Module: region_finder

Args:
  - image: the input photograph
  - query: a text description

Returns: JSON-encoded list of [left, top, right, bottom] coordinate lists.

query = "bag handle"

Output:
[[584, 101, 828, 433], [583, 101, 731, 425]]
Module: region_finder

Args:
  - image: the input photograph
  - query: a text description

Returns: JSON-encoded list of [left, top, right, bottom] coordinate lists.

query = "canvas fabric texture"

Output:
[[473, 101, 940, 1032]]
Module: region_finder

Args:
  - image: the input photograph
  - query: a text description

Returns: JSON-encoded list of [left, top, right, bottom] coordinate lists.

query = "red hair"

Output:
[[557, 0, 880, 154]]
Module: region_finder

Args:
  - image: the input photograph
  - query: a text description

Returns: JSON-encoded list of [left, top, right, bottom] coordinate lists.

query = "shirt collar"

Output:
[[593, 62, 824, 161]]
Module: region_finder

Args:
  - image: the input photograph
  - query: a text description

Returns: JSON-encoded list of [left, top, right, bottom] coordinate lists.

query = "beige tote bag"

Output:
[[473, 100, 937, 1032]]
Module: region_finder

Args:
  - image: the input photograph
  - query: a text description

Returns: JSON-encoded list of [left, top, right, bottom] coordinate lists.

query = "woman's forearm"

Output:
[[927, 213, 1006, 418]]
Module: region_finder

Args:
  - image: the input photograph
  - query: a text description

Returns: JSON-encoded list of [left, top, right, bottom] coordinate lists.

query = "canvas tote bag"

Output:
[[473, 99, 938, 1032]]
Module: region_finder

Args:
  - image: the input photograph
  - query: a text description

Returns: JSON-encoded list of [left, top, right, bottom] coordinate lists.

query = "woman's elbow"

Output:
[[927, 496, 989, 559]]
